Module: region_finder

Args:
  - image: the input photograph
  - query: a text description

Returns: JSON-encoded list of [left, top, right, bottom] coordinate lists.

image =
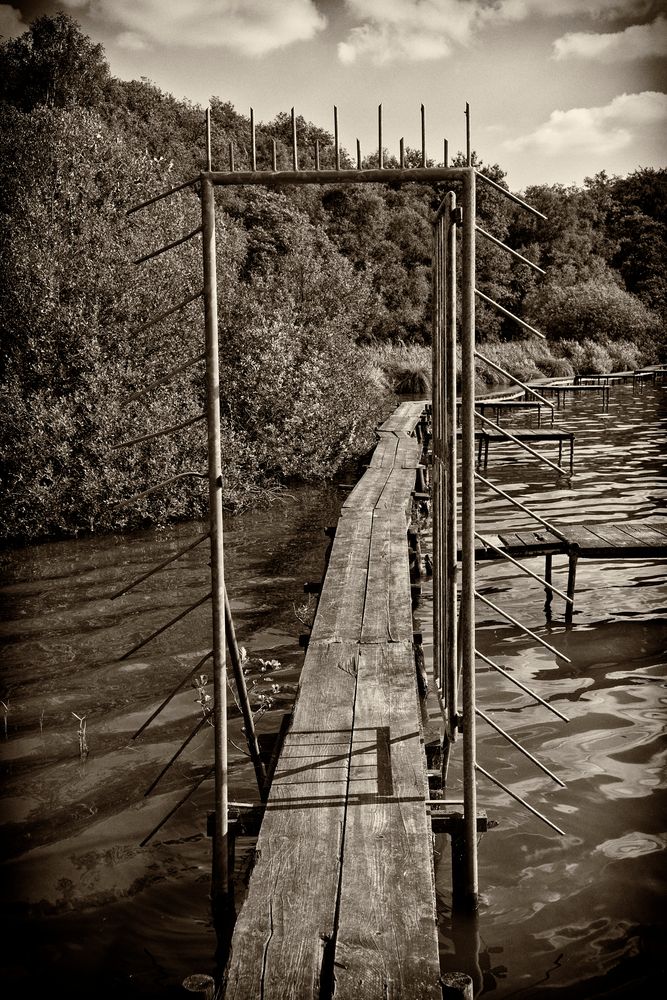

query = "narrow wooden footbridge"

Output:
[[224, 400, 442, 999], [118, 102, 667, 998]]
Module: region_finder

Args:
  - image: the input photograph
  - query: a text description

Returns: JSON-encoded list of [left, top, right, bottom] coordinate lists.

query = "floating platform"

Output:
[[223, 402, 441, 999]]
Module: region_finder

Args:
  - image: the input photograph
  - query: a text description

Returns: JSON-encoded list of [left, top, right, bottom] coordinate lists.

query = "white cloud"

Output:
[[503, 91, 667, 156], [0, 3, 24, 39], [338, 0, 501, 65], [338, 0, 660, 65], [87, 0, 326, 56], [553, 14, 667, 61]]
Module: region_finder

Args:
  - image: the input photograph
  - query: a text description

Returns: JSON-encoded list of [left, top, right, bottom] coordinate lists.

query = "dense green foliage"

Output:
[[1, 15, 664, 543]]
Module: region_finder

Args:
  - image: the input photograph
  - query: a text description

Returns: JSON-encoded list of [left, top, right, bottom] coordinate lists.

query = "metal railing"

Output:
[[431, 170, 571, 912]]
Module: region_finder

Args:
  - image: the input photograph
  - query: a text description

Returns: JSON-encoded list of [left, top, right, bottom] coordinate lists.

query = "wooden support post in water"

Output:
[[566, 545, 579, 624], [201, 176, 233, 932]]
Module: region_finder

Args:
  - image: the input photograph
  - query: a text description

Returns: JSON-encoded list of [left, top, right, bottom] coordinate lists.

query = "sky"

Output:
[[2, 0, 666, 192]]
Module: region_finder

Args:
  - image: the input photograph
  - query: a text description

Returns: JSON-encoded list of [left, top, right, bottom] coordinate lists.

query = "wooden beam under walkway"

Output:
[[223, 401, 442, 999]]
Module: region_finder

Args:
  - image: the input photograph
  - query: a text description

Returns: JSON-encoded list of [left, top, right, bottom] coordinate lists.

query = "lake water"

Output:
[[1, 377, 665, 998]]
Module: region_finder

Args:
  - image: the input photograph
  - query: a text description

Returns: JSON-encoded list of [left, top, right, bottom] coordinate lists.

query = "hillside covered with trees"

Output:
[[1, 14, 665, 543]]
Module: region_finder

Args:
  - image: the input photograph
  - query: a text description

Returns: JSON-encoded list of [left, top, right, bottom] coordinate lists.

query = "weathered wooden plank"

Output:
[[559, 524, 619, 555], [481, 430, 573, 442], [509, 529, 565, 550], [376, 466, 418, 515], [343, 468, 395, 513], [644, 521, 667, 540], [377, 401, 425, 435], [609, 522, 667, 550], [361, 512, 413, 644], [332, 643, 441, 1000], [368, 434, 400, 469], [398, 434, 422, 470], [495, 530, 563, 556], [311, 513, 373, 642], [224, 641, 358, 1000]]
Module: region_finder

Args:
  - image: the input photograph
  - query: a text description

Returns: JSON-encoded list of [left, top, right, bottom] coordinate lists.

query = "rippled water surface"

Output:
[[1, 378, 666, 998]]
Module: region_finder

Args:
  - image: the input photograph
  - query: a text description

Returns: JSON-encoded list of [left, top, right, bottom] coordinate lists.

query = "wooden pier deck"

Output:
[[224, 401, 441, 1000], [471, 521, 667, 620]]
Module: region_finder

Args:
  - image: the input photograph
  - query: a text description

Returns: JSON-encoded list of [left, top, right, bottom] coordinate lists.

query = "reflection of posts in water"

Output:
[[451, 906, 483, 997]]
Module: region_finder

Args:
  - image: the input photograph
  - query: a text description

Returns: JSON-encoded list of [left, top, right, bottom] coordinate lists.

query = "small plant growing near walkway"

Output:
[[192, 674, 213, 724], [72, 712, 89, 759]]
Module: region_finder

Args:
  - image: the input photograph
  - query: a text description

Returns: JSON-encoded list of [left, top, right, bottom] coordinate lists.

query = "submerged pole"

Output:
[[201, 176, 231, 921]]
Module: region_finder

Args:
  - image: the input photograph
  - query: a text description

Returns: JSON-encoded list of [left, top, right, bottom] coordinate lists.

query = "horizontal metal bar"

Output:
[[426, 800, 465, 806], [111, 412, 206, 450], [134, 226, 202, 266], [476, 707, 565, 786], [475, 531, 572, 603], [140, 765, 214, 847], [475, 591, 571, 663], [475, 472, 569, 542], [119, 591, 211, 660], [144, 716, 209, 796], [129, 290, 203, 338], [476, 412, 567, 475], [475, 289, 546, 339], [476, 225, 546, 274], [475, 171, 547, 220], [205, 166, 472, 187], [112, 531, 210, 600], [475, 649, 569, 722], [121, 353, 206, 406], [127, 176, 200, 216], [475, 350, 553, 408], [133, 650, 213, 739], [475, 763, 564, 835]]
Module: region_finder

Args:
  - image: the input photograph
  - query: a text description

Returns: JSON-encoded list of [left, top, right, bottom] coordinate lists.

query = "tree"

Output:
[[0, 13, 109, 111]]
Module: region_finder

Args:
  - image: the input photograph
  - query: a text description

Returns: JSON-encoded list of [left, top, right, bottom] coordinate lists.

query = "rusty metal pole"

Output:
[[205, 107, 212, 171], [444, 192, 458, 746], [201, 176, 230, 918], [432, 216, 443, 697], [460, 167, 478, 911]]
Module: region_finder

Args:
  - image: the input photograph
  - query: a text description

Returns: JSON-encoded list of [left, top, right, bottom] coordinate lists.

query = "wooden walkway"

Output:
[[223, 402, 441, 999]]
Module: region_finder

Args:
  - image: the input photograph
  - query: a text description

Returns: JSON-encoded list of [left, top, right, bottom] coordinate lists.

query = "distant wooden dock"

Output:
[[471, 521, 667, 620], [223, 401, 441, 999]]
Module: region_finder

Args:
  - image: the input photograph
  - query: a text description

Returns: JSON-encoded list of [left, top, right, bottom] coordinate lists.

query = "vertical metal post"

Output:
[[291, 107, 298, 171], [400, 137, 405, 168], [201, 176, 230, 913], [460, 168, 478, 911], [357, 139, 362, 169], [229, 142, 235, 172], [432, 216, 443, 697], [421, 103, 426, 166], [444, 138, 449, 167], [205, 107, 212, 171], [334, 105, 340, 171], [250, 107, 256, 171], [444, 192, 458, 745], [465, 103, 471, 166], [378, 103, 383, 168]]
